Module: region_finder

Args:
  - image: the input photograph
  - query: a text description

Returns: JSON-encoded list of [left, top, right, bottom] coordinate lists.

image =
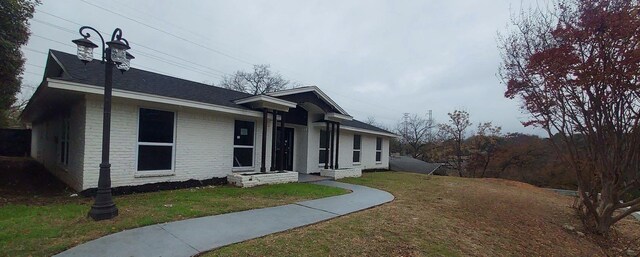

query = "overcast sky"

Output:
[[20, 0, 546, 136]]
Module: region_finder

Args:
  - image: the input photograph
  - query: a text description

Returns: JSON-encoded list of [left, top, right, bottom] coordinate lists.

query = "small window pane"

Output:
[[376, 152, 382, 162], [234, 120, 254, 146], [353, 151, 360, 163], [139, 108, 174, 143], [233, 148, 253, 167], [319, 149, 327, 164], [319, 130, 328, 148], [138, 145, 173, 171], [376, 137, 382, 150], [353, 135, 361, 150]]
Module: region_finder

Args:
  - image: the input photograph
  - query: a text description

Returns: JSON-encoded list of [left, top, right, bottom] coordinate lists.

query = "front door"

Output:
[[276, 127, 294, 171]]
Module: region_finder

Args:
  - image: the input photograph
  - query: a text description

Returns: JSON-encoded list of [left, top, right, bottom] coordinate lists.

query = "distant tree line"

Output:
[[387, 110, 576, 190]]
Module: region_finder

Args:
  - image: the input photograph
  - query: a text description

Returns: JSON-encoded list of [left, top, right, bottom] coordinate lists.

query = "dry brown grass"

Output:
[[207, 172, 640, 256]]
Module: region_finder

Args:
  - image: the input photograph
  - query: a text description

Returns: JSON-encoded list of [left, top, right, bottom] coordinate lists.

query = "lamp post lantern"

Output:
[[72, 26, 132, 221]]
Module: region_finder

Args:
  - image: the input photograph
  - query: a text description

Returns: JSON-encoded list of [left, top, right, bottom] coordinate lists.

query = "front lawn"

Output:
[[0, 182, 348, 257], [207, 172, 640, 256]]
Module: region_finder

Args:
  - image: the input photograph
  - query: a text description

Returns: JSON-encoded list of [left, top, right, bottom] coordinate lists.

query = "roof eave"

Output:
[[47, 78, 264, 118]]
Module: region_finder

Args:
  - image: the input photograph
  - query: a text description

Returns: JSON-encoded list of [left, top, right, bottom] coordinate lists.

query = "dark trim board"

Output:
[[80, 177, 228, 197]]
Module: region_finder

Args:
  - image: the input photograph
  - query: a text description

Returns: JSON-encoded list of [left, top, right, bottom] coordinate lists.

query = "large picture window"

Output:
[[233, 120, 255, 168], [319, 129, 328, 165], [353, 135, 361, 164], [376, 137, 383, 163], [137, 108, 175, 171]]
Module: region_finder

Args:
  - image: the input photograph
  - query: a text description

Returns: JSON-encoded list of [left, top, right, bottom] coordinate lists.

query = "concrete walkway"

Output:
[[55, 181, 394, 257]]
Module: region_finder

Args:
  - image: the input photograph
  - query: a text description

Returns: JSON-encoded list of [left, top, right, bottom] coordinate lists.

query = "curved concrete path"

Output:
[[55, 181, 394, 257]]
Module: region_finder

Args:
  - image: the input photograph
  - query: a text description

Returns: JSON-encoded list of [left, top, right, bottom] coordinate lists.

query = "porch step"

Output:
[[298, 174, 331, 183]]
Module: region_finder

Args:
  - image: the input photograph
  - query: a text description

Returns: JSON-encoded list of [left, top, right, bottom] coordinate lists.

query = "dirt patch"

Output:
[[0, 156, 75, 205]]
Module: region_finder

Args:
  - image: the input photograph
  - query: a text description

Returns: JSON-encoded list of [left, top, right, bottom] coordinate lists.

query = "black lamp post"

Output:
[[72, 26, 133, 221]]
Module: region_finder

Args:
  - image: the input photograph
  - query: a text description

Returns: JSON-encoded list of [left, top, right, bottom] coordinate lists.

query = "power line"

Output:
[[26, 63, 45, 69], [36, 7, 305, 83], [22, 71, 43, 78], [47, 2, 307, 84], [32, 13, 230, 76], [23, 47, 48, 55], [30, 29, 224, 79], [28, 21, 224, 79], [78, 0, 255, 66]]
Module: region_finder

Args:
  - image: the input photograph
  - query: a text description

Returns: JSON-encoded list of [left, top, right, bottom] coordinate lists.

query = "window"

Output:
[[137, 108, 175, 171], [353, 135, 361, 164], [59, 117, 70, 166], [319, 129, 328, 165], [233, 120, 255, 168], [376, 137, 383, 163]]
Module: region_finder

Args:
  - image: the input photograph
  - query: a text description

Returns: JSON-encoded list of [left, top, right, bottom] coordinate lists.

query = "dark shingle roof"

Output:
[[50, 50, 252, 109], [389, 156, 443, 174], [48, 49, 394, 135], [341, 119, 395, 135]]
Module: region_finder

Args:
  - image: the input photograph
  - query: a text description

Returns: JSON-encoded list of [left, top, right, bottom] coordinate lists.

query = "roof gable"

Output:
[[267, 86, 349, 116]]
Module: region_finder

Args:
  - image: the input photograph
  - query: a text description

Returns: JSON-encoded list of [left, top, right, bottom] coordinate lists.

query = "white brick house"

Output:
[[21, 50, 396, 192]]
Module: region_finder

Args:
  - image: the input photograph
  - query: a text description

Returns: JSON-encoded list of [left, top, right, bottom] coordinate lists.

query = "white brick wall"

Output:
[[320, 167, 362, 179], [32, 92, 390, 191], [82, 95, 266, 190], [227, 172, 298, 187], [29, 100, 86, 191], [304, 124, 390, 173]]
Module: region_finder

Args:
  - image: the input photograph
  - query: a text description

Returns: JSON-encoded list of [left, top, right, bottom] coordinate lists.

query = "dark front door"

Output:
[[276, 127, 294, 171]]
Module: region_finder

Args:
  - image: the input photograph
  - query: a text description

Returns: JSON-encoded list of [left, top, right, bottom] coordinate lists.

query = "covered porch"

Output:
[[228, 89, 363, 187]]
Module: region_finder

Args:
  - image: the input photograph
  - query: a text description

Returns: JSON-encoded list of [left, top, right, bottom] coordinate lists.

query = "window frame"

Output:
[[318, 129, 328, 166], [353, 134, 361, 165], [58, 116, 70, 168], [375, 137, 383, 163], [232, 119, 256, 171], [135, 107, 177, 177]]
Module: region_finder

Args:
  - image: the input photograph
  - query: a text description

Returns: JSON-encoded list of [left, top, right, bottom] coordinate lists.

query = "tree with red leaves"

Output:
[[499, 0, 640, 234]]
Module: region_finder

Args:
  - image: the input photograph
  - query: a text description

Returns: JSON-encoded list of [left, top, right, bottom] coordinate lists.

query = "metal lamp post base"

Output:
[[88, 164, 119, 221], [88, 200, 119, 220]]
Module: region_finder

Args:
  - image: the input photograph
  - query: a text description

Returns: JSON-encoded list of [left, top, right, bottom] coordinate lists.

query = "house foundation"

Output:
[[227, 172, 299, 188], [320, 167, 362, 179]]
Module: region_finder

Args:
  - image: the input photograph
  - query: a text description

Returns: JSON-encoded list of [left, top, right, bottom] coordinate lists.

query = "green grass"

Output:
[[0, 183, 348, 257]]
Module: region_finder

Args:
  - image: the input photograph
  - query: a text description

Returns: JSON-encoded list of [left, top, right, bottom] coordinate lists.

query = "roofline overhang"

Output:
[[46, 78, 264, 118], [324, 112, 353, 122], [310, 121, 397, 138], [233, 95, 297, 112], [267, 86, 349, 116]]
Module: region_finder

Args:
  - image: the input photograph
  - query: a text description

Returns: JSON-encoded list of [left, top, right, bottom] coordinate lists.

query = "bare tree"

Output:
[[439, 110, 472, 177], [467, 122, 502, 178], [499, 0, 640, 234], [218, 64, 290, 95], [395, 113, 435, 159]]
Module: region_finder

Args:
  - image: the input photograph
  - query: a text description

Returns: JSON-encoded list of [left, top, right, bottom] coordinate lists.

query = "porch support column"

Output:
[[278, 112, 285, 171], [324, 122, 330, 169], [260, 108, 268, 173], [335, 123, 340, 169], [270, 110, 277, 171], [329, 122, 335, 169]]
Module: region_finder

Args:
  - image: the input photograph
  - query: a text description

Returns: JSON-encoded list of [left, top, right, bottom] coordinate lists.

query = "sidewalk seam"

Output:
[[294, 203, 341, 216], [158, 224, 201, 254]]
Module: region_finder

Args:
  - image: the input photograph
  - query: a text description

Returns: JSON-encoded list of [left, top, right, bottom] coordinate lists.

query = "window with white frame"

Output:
[[137, 108, 175, 171], [319, 129, 328, 165], [375, 137, 383, 163], [352, 134, 361, 164], [59, 117, 70, 166], [233, 120, 255, 168]]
